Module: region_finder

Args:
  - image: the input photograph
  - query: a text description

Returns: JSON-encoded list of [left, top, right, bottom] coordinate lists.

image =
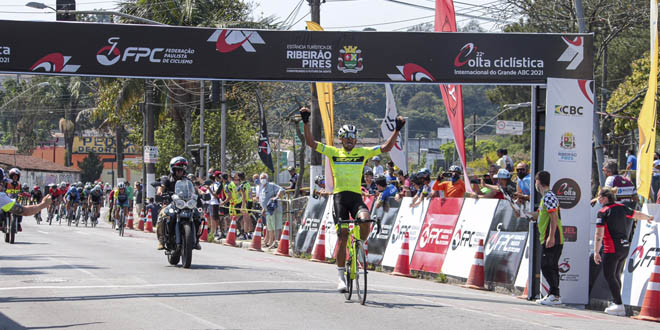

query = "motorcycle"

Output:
[[160, 180, 201, 269]]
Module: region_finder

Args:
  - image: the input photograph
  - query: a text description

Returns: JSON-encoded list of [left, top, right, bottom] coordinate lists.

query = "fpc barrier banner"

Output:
[[442, 198, 498, 279], [294, 196, 329, 254], [622, 204, 660, 307], [410, 198, 463, 274], [367, 198, 401, 266], [544, 77, 594, 305], [0, 20, 592, 84], [382, 198, 429, 268], [484, 201, 529, 286]]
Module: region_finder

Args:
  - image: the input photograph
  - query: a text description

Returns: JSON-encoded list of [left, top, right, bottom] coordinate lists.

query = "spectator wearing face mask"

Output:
[[432, 165, 466, 198], [514, 162, 531, 204]]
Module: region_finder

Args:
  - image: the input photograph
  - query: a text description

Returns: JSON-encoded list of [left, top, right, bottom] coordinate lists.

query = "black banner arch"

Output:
[[0, 20, 592, 84]]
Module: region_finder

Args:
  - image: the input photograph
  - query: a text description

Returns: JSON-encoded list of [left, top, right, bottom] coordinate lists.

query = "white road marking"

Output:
[[37, 231, 49, 235], [0, 280, 327, 291]]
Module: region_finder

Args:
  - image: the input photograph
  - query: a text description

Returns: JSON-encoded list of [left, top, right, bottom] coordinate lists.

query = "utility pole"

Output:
[[574, 0, 605, 186], [308, 0, 323, 192], [199, 80, 205, 177], [220, 80, 227, 173], [145, 80, 156, 200]]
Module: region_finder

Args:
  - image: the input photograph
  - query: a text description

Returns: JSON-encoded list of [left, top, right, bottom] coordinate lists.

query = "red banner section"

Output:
[[410, 198, 464, 273]]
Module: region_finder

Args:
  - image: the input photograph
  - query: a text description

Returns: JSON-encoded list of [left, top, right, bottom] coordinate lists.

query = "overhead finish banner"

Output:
[[544, 77, 594, 305], [0, 20, 592, 84]]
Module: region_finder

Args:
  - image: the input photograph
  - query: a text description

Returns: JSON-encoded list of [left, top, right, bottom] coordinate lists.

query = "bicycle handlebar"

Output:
[[336, 217, 382, 235]]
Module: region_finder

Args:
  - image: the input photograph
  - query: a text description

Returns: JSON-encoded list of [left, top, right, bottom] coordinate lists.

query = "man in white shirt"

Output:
[[372, 156, 384, 176]]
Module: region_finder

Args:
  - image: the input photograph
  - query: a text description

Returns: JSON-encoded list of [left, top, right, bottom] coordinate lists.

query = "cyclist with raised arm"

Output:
[[300, 107, 405, 292]]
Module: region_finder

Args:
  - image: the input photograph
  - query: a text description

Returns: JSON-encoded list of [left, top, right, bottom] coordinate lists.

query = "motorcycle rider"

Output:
[[156, 157, 202, 251], [0, 168, 52, 221], [6, 168, 24, 231]]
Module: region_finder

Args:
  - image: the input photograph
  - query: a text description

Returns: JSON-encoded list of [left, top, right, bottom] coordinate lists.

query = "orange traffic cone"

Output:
[[144, 209, 154, 233], [224, 218, 238, 247], [126, 210, 134, 229], [249, 218, 264, 251], [200, 213, 209, 242], [137, 209, 145, 231], [462, 239, 487, 290], [517, 280, 529, 299], [311, 225, 327, 262], [633, 254, 660, 322], [276, 220, 291, 257], [391, 232, 412, 277]]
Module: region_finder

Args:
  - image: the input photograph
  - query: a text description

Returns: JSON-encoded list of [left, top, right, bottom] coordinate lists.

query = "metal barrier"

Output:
[[279, 195, 309, 242]]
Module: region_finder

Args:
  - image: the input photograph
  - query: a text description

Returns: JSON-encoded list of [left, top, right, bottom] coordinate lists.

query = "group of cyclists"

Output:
[[44, 180, 107, 226]]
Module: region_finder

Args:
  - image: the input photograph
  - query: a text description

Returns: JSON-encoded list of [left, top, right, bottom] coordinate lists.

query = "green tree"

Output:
[[77, 152, 104, 183]]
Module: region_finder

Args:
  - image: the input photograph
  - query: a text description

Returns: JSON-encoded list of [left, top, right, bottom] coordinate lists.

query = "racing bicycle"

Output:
[[337, 217, 380, 305], [117, 207, 126, 237]]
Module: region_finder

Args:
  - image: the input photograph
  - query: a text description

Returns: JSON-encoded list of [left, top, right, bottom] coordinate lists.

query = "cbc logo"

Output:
[[554, 105, 584, 116]]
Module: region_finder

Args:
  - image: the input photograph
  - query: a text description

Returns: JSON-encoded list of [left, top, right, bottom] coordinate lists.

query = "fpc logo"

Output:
[[207, 29, 265, 53], [96, 37, 121, 66], [30, 53, 80, 73], [558, 36, 584, 70]]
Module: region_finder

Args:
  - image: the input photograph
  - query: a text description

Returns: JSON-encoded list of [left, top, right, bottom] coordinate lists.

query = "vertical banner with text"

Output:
[[544, 77, 594, 305], [382, 84, 407, 173]]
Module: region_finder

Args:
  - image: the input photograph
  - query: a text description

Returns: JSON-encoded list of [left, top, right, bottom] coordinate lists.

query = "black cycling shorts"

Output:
[[333, 191, 369, 224]]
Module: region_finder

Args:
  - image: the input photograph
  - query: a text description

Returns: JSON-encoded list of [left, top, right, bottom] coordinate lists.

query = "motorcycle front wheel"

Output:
[[181, 222, 194, 269]]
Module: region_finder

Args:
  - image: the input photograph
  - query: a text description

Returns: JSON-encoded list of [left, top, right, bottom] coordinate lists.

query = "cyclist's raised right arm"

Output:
[[300, 107, 318, 150]]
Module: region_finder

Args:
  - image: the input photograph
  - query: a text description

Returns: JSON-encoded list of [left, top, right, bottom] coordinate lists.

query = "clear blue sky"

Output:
[[0, 0, 508, 31]]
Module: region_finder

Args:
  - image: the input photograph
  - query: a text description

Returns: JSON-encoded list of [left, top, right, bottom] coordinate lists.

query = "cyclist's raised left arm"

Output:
[[381, 116, 406, 153]]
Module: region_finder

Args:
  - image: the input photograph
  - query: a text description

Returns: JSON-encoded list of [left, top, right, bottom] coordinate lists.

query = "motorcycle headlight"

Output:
[[174, 199, 186, 209], [186, 199, 197, 209]]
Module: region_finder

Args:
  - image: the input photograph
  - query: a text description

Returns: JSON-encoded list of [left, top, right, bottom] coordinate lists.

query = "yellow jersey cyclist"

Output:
[[300, 107, 406, 292]]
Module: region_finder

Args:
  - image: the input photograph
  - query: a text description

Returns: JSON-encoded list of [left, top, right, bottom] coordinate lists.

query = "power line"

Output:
[[326, 14, 434, 29]]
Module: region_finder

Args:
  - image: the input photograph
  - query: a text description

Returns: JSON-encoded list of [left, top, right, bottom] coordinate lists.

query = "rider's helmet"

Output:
[[187, 173, 196, 181], [85, 183, 92, 190], [77, 182, 83, 188], [8, 168, 20, 181], [338, 124, 358, 139], [374, 175, 388, 187], [449, 165, 462, 174], [117, 182, 126, 190], [169, 156, 188, 177], [22, 183, 29, 190], [372, 156, 381, 162], [33, 185, 40, 191], [314, 175, 325, 186], [59, 182, 67, 189], [94, 184, 101, 191], [417, 168, 431, 180]]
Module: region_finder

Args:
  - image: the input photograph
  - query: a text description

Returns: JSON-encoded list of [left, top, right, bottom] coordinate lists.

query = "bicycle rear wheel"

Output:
[[344, 249, 354, 301], [355, 241, 368, 305], [119, 211, 125, 237]]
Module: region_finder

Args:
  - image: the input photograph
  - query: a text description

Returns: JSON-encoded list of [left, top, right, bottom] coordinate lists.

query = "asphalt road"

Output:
[[0, 208, 657, 330]]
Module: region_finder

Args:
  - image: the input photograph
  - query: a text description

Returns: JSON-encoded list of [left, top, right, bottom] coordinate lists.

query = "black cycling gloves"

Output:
[[395, 117, 406, 131], [300, 109, 311, 124]]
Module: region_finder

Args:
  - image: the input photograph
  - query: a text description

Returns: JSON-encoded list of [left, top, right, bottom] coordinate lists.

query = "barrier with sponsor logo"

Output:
[[382, 197, 429, 268], [366, 198, 401, 266], [484, 201, 529, 285], [410, 198, 464, 274], [294, 195, 329, 254], [442, 198, 499, 279], [622, 204, 660, 307]]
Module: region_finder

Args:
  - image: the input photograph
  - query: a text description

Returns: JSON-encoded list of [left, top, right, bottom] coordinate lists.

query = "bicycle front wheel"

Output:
[[355, 241, 368, 305], [344, 252, 353, 301]]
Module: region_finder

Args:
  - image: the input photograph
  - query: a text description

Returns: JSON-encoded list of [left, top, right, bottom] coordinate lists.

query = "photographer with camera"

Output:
[[432, 165, 466, 198]]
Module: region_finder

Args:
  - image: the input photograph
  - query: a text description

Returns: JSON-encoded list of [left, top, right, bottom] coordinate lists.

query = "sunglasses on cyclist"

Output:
[[341, 132, 357, 140]]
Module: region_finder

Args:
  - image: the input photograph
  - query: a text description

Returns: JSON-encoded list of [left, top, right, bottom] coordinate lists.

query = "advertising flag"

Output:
[[637, 0, 659, 199], [435, 0, 471, 192], [382, 84, 407, 173], [307, 21, 335, 192], [256, 91, 274, 173]]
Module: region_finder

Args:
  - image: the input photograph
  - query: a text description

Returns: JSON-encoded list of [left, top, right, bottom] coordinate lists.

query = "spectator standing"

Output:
[[287, 166, 298, 191], [488, 149, 513, 172], [515, 162, 531, 203], [362, 170, 377, 195], [146, 197, 160, 226], [625, 148, 637, 172], [374, 175, 399, 209], [410, 168, 432, 208], [259, 173, 285, 248], [594, 188, 654, 316], [432, 165, 466, 198], [531, 170, 564, 306], [134, 181, 143, 218], [207, 172, 221, 240], [371, 156, 384, 176]]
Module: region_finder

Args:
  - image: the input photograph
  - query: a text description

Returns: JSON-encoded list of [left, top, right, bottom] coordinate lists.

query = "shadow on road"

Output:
[[11, 242, 49, 245], [184, 264, 242, 271], [0, 264, 105, 276], [0, 255, 81, 261], [369, 289, 533, 307], [0, 288, 337, 304], [360, 300, 446, 309]]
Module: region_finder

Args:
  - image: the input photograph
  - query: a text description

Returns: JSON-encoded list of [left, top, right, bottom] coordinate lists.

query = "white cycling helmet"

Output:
[[338, 124, 358, 139]]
